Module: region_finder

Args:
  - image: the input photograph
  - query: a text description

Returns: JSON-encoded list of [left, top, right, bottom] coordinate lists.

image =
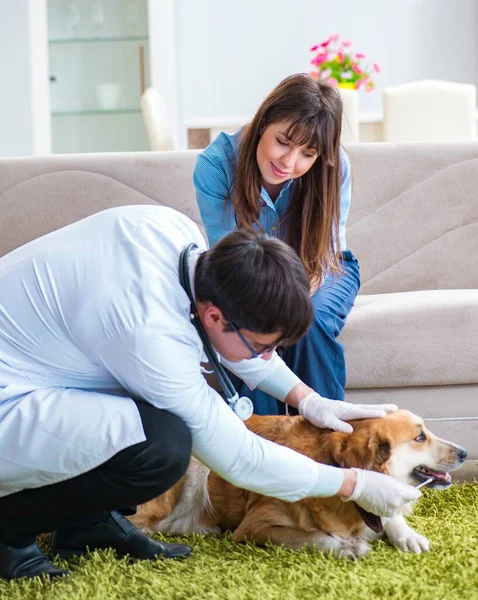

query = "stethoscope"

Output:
[[178, 243, 254, 421]]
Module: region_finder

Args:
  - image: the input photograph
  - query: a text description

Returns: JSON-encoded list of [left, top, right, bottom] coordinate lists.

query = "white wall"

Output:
[[175, 0, 478, 123], [1, 0, 477, 156], [0, 0, 50, 157], [0, 0, 34, 157]]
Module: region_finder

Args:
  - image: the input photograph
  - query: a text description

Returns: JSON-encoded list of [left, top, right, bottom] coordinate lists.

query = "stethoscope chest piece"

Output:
[[229, 395, 254, 421]]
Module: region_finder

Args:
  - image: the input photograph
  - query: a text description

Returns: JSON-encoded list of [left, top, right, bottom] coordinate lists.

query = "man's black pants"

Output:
[[0, 401, 192, 546]]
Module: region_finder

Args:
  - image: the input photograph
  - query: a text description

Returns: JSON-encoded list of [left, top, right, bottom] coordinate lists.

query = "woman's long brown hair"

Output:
[[232, 73, 344, 286]]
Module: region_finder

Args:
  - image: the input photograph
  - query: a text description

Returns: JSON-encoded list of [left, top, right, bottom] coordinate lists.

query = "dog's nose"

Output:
[[458, 447, 468, 461]]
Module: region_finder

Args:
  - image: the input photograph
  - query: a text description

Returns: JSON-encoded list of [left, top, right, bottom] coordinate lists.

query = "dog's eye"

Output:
[[414, 432, 427, 443]]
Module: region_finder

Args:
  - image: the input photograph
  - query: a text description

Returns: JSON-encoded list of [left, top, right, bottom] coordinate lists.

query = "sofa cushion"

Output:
[[346, 142, 478, 294], [340, 289, 478, 388], [0, 151, 201, 258]]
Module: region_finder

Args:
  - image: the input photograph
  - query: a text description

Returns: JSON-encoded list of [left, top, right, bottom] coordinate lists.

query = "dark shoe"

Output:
[[0, 540, 69, 580], [50, 510, 192, 561]]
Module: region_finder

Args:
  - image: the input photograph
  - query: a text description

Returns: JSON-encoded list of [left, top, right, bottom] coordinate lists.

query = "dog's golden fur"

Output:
[[131, 409, 465, 558]]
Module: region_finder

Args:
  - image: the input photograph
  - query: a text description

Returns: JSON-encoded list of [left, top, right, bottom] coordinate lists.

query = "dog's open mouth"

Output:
[[412, 466, 452, 489]]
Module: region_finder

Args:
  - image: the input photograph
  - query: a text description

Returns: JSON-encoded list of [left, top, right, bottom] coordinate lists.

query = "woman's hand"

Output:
[[297, 392, 398, 433]]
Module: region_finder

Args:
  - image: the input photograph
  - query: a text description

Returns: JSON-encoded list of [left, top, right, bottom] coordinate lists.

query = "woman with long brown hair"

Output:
[[193, 73, 360, 414]]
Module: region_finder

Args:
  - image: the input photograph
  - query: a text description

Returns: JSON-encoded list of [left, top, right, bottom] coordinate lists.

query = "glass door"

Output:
[[47, 0, 150, 153]]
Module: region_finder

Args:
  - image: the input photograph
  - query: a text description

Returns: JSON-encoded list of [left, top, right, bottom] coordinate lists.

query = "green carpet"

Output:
[[2, 482, 478, 600]]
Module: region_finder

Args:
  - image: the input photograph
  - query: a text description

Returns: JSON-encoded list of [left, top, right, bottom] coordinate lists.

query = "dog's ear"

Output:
[[329, 431, 391, 471]]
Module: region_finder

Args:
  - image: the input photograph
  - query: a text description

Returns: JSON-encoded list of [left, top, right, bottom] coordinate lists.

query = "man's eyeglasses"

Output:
[[228, 322, 277, 358]]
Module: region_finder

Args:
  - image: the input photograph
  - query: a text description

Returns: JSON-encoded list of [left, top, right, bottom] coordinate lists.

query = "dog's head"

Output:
[[327, 409, 467, 488]]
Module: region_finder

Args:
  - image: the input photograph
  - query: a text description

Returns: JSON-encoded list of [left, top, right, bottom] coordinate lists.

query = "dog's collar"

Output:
[[327, 459, 383, 533], [353, 503, 383, 533]]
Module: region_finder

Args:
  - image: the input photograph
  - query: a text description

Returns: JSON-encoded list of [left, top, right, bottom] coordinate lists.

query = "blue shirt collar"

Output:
[[260, 179, 293, 208]]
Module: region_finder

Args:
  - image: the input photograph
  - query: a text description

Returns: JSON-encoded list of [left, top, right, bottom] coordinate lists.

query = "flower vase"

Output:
[[337, 85, 359, 142], [338, 82, 356, 90]]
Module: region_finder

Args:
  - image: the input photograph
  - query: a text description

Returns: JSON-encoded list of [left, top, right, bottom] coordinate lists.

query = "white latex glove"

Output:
[[297, 392, 398, 433], [342, 468, 421, 518]]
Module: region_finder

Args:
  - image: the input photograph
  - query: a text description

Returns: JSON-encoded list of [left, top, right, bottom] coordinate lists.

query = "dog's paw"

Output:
[[332, 537, 371, 560], [384, 516, 430, 554], [393, 531, 430, 554]]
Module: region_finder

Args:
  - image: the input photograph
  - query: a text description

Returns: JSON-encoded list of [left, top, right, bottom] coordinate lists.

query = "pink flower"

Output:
[[311, 54, 328, 66], [307, 36, 379, 92]]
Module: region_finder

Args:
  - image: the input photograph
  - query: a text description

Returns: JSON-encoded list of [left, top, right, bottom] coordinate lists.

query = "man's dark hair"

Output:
[[194, 230, 313, 345]]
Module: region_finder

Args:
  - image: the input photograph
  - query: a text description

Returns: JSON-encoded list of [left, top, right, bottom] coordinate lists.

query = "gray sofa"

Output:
[[0, 142, 477, 476]]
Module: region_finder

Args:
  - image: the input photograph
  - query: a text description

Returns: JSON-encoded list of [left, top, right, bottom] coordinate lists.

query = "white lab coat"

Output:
[[0, 205, 326, 501]]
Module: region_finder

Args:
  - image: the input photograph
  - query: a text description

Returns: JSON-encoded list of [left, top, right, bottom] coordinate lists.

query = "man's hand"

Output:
[[297, 392, 397, 433], [341, 469, 421, 518]]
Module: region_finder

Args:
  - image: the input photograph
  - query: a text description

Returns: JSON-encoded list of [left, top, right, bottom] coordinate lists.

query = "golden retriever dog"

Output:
[[130, 409, 467, 559]]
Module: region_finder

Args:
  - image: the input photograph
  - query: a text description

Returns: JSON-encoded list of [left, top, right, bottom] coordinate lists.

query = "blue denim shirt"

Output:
[[193, 129, 351, 250]]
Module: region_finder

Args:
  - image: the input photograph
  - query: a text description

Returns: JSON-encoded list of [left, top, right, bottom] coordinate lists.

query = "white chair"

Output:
[[382, 80, 477, 142], [338, 87, 360, 143], [141, 88, 174, 151]]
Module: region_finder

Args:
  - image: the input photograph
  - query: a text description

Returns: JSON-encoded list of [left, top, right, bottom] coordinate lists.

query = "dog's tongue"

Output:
[[353, 503, 383, 533], [420, 467, 452, 483]]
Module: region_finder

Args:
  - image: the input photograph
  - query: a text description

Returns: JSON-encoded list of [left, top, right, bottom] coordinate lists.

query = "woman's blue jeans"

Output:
[[233, 250, 360, 415]]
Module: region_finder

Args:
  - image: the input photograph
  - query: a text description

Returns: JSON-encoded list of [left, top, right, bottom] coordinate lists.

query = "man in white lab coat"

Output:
[[0, 205, 419, 580]]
